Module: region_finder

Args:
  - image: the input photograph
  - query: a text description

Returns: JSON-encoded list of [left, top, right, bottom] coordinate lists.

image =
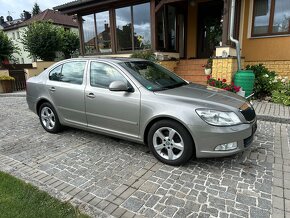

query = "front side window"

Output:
[[119, 61, 187, 91], [90, 62, 127, 88], [252, 0, 290, 36], [49, 62, 86, 85]]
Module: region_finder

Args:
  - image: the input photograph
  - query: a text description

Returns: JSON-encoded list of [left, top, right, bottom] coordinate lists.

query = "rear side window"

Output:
[[49, 61, 86, 85], [90, 62, 127, 88]]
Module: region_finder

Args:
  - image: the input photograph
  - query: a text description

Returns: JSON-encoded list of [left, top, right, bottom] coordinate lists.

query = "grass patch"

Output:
[[0, 171, 89, 218]]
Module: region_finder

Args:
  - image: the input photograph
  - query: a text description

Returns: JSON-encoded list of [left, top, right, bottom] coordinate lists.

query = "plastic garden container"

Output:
[[234, 70, 255, 97]]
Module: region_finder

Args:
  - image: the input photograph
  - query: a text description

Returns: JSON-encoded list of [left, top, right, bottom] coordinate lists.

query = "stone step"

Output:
[[178, 59, 208, 66], [174, 65, 205, 71], [174, 59, 209, 85]]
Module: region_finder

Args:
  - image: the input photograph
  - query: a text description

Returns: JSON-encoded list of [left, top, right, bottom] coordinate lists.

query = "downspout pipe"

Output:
[[229, 0, 241, 71]]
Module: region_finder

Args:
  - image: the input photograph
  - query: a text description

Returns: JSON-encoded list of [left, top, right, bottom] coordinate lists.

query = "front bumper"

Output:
[[189, 119, 257, 158]]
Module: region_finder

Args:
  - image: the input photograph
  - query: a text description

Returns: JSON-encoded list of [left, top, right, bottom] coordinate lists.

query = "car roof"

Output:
[[67, 57, 147, 63]]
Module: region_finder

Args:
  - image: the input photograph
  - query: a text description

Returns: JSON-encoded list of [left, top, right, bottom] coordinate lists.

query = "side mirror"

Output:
[[109, 81, 129, 92]]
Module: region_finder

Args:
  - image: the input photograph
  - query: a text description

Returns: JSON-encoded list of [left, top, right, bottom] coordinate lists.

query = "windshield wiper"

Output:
[[152, 87, 170, 91]]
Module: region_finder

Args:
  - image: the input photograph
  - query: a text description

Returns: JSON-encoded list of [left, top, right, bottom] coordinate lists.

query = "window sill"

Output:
[[250, 34, 290, 39]]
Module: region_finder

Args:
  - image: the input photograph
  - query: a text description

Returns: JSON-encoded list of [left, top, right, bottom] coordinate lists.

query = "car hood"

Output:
[[154, 83, 246, 109]]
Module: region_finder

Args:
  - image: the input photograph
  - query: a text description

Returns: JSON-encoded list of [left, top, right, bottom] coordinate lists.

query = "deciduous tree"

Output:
[[0, 31, 16, 65], [22, 21, 60, 61]]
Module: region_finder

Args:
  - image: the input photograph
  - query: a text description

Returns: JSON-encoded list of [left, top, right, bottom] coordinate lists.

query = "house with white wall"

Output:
[[3, 9, 78, 64]]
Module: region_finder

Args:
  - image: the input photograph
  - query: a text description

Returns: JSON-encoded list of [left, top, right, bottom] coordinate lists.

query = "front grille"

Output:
[[240, 106, 256, 122]]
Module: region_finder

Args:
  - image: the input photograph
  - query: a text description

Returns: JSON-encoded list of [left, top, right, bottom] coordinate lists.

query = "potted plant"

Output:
[[0, 75, 15, 93], [203, 58, 212, 75]]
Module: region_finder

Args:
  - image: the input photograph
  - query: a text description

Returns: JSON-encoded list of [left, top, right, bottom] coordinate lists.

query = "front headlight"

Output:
[[196, 109, 241, 126]]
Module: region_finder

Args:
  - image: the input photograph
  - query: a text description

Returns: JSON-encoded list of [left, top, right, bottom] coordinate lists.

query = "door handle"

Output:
[[49, 87, 56, 92], [87, 93, 95, 98]]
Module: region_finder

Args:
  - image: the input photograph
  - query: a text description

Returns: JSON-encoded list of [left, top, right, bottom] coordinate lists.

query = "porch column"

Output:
[[77, 14, 85, 56], [222, 0, 231, 46]]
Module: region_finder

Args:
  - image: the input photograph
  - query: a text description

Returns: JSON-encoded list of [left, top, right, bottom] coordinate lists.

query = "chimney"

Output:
[[23, 10, 31, 20], [6, 15, 13, 22], [0, 16, 4, 25], [105, 23, 109, 31]]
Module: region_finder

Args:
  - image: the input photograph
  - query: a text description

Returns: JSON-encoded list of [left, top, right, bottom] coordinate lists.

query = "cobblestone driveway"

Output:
[[0, 97, 289, 218]]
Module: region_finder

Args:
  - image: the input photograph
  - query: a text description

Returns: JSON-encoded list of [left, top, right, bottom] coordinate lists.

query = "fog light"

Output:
[[215, 142, 238, 151]]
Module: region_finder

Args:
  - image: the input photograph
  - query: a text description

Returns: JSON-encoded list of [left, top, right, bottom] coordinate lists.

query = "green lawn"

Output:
[[0, 171, 89, 218]]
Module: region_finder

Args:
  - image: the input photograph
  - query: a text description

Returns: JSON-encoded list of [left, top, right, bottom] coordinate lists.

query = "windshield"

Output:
[[119, 61, 187, 91]]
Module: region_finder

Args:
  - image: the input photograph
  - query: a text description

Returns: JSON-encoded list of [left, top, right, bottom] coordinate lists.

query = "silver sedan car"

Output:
[[26, 58, 257, 166]]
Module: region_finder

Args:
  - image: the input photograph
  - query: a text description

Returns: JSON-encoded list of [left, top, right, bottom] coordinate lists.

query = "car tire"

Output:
[[39, 102, 62, 133], [148, 119, 194, 166]]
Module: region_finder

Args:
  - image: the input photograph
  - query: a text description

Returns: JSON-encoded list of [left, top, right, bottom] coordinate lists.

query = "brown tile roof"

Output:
[[26, 9, 77, 27], [4, 9, 77, 31], [24, 9, 78, 27]]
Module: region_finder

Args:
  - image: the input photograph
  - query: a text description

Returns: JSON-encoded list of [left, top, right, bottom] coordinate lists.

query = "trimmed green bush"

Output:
[[0, 75, 15, 81]]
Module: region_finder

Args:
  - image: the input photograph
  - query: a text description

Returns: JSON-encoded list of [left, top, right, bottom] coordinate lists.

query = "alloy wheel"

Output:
[[152, 127, 184, 160], [40, 106, 56, 130]]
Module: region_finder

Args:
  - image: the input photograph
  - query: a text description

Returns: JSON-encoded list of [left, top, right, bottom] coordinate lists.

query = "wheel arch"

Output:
[[36, 98, 54, 115], [143, 116, 196, 155]]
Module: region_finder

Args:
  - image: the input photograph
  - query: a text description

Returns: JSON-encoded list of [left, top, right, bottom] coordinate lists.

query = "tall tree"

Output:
[[22, 21, 60, 61], [32, 3, 41, 16], [0, 31, 17, 65]]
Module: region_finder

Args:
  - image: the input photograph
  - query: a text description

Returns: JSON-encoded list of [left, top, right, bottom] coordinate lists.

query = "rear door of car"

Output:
[[85, 61, 141, 138], [46, 60, 88, 127]]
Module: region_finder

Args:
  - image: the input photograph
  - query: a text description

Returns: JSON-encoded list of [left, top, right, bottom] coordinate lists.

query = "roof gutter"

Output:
[[229, 0, 241, 71]]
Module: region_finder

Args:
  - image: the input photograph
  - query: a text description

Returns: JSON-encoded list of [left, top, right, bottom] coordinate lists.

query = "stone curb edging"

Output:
[[0, 93, 26, 97], [257, 115, 290, 124]]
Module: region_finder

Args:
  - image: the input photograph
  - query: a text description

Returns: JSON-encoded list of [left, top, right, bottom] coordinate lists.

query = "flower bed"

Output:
[[207, 75, 241, 93]]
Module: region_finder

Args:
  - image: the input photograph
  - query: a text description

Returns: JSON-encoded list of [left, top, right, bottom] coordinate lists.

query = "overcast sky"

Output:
[[0, 0, 71, 20]]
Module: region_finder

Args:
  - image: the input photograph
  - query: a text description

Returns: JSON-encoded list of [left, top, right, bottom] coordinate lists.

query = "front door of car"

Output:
[[46, 61, 87, 126], [85, 61, 140, 138]]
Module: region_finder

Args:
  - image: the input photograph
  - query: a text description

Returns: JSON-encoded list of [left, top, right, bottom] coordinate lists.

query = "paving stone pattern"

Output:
[[252, 100, 290, 124], [0, 97, 289, 218]]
